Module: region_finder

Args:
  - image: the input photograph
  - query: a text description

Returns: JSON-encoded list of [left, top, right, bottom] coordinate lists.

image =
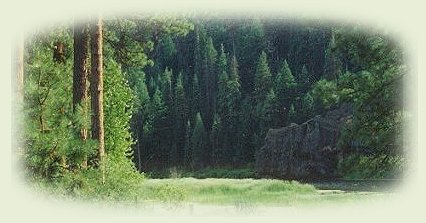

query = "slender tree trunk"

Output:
[[90, 14, 105, 183], [73, 21, 90, 169]]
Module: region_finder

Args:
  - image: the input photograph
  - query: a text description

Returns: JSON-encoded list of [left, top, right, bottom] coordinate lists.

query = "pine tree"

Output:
[[160, 67, 173, 106], [297, 64, 314, 93], [149, 88, 169, 168], [173, 73, 188, 167], [217, 44, 228, 74], [216, 44, 229, 121], [90, 15, 105, 181], [237, 98, 255, 165], [263, 89, 281, 129], [191, 112, 208, 168], [210, 113, 223, 166], [301, 92, 314, 122], [225, 55, 242, 164], [235, 19, 266, 95], [323, 31, 342, 80], [274, 60, 296, 126], [184, 120, 192, 168], [131, 73, 151, 172], [199, 36, 217, 131], [190, 72, 201, 130], [254, 51, 272, 103], [73, 21, 90, 168], [229, 55, 240, 84]]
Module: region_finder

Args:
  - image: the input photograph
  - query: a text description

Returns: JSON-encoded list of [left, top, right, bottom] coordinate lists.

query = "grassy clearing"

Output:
[[137, 178, 387, 206], [31, 172, 389, 208]]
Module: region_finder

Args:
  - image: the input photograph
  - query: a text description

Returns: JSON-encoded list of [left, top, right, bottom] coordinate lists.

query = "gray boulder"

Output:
[[255, 104, 352, 179]]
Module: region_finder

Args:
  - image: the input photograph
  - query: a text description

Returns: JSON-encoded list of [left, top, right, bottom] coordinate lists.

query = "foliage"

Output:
[[24, 22, 141, 185], [191, 113, 209, 168], [181, 167, 256, 179], [311, 79, 340, 113], [332, 27, 406, 175], [337, 154, 404, 179], [23, 17, 406, 189], [254, 51, 273, 103], [23, 25, 77, 178]]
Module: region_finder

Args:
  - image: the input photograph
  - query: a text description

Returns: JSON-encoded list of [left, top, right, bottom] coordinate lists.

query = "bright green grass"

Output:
[[137, 178, 387, 206]]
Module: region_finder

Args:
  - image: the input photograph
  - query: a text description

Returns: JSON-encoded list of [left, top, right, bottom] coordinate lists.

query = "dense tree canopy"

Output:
[[21, 16, 407, 182]]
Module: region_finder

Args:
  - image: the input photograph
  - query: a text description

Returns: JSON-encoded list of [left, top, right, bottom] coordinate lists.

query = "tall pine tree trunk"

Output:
[[73, 21, 90, 169], [90, 15, 105, 183]]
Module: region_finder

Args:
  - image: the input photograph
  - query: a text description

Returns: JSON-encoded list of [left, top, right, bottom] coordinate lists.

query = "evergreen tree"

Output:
[[173, 73, 188, 167], [225, 55, 242, 164], [263, 89, 281, 129], [191, 113, 208, 168], [216, 44, 229, 121], [253, 51, 273, 150], [199, 36, 217, 132], [235, 19, 266, 96], [210, 113, 223, 166], [300, 92, 314, 122], [72, 21, 90, 169], [183, 120, 192, 168], [149, 88, 169, 168], [274, 60, 296, 126], [160, 67, 173, 106], [130, 73, 151, 172], [237, 98, 256, 165], [90, 16, 106, 181], [190, 72, 201, 131], [229, 55, 240, 84], [297, 64, 315, 94], [254, 51, 273, 103], [217, 44, 228, 77], [323, 31, 342, 80]]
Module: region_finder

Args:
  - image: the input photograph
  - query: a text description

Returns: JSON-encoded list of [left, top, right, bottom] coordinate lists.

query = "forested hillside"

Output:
[[119, 17, 406, 178], [17, 14, 406, 199]]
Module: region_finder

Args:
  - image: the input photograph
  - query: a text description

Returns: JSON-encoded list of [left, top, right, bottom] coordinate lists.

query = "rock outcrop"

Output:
[[255, 104, 352, 179]]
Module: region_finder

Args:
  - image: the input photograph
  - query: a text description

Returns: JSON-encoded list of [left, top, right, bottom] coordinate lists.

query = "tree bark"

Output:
[[90, 14, 105, 183], [73, 21, 90, 168]]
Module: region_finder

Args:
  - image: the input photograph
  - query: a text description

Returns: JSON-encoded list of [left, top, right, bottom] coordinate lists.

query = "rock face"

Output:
[[255, 104, 352, 179]]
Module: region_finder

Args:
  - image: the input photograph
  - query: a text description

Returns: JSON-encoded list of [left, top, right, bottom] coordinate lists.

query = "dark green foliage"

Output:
[[311, 79, 340, 113], [191, 113, 209, 168], [23, 27, 78, 178], [173, 73, 189, 167], [263, 89, 281, 129], [234, 19, 267, 95], [199, 36, 218, 131], [24, 17, 405, 186], [274, 60, 297, 126], [254, 51, 273, 103], [300, 92, 314, 123], [182, 167, 256, 179], [24, 24, 140, 184]]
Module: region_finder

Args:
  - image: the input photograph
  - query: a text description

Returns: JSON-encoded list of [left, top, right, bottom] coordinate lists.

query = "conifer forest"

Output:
[[13, 14, 409, 207]]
